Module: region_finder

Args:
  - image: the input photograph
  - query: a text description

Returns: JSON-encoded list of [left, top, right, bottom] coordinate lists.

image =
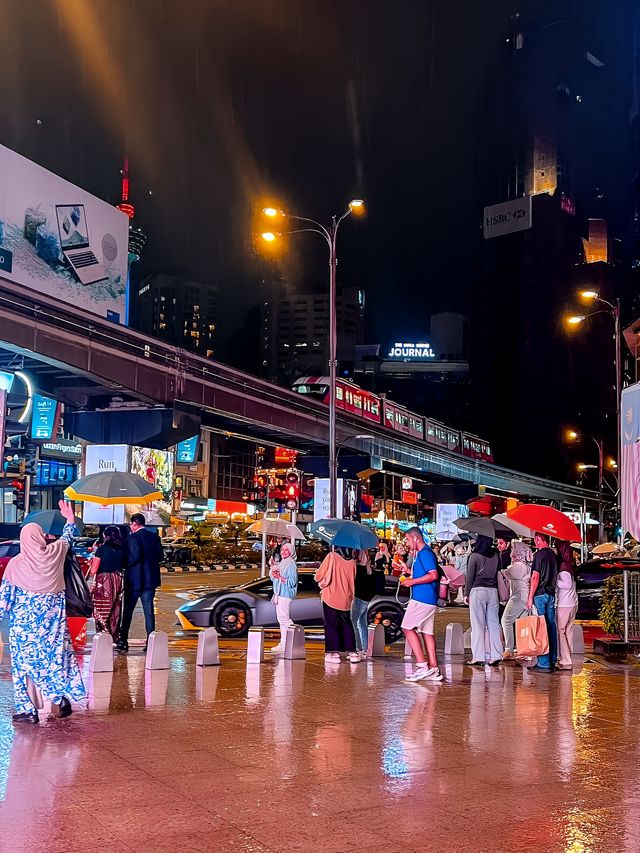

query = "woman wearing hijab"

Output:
[[351, 549, 376, 661], [500, 540, 532, 660], [0, 500, 86, 724], [464, 534, 503, 666], [374, 542, 391, 574], [90, 525, 126, 641], [555, 540, 578, 670], [268, 542, 298, 653]]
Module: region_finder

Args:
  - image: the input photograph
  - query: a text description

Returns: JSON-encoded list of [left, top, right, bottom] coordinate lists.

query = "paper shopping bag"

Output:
[[515, 613, 549, 658]]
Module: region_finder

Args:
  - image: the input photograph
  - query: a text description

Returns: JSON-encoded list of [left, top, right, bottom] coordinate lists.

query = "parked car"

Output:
[[576, 557, 640, 620], [176, 570, 410, 643], [0, 540, 20, 582]]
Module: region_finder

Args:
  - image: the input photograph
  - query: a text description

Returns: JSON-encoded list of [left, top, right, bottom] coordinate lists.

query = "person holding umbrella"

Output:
[[268, 542, 298, 653], [526, 532, 559, 673], [500, 540, 532, 660], [117, 514, 164, 653], [314, 546, 359, 663], [465, 535, 503, 666]]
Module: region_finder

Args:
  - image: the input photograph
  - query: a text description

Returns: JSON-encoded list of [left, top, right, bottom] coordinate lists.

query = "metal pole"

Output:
[[614, 300, 622, 525], [624, 570, 630, 644], [581, 498, 587, 564], [328, 219, 338, 518], [260, 476, 271, 579], [596, 438, 604, 542]]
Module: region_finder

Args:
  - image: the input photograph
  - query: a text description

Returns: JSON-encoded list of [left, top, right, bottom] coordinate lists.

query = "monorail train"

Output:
[[292, 376, 494, 463]]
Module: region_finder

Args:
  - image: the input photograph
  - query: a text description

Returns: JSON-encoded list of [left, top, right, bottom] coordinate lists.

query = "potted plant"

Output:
[[596, 574, 628, 660]]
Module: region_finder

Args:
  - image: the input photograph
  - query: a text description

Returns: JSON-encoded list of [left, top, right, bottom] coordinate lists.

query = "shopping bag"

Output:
[[64, 551, 94, 618], [515, 612, 549, 657]]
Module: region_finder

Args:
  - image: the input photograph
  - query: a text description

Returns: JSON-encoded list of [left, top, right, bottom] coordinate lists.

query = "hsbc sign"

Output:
[[483, 196, 532, 239]]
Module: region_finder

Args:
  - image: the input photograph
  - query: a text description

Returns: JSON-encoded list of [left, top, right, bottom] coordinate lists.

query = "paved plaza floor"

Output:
[[1, 635, 640, 853]]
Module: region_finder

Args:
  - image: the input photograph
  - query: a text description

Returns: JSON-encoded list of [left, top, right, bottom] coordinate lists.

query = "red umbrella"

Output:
[[507, 504, 581, 541]]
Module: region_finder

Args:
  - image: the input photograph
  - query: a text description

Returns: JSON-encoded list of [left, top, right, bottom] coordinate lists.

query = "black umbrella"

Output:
[[454, 517, 514, 539], [22, 510, 85, 536]]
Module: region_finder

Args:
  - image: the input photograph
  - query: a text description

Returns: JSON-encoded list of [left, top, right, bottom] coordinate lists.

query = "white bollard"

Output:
[[145, 669, 169, 706], [403, 636, 416, 661], [88, 671, 113, 713], [571, 623, 585, 656], [196, 627, 220, 666], [145, 630, 169, 670], [284, 624, 305, 660], [463, 628, 472, 650], [196, 666, 219, 702], [247, 627, 265, 664], [444, 623, 465, 656], [89, 631, 114, 673], [367, 624, 386, 658]]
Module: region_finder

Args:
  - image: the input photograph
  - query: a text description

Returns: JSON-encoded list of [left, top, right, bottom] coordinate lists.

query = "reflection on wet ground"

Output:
[[1, 640, 640, 853]]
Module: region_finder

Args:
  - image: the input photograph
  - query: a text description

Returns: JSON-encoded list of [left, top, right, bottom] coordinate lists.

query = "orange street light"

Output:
[[261, 231, 277, 242], [566, 314, 586, 326], [349, 199, 365, 213], [262, 207, 284, 217], [579, 289, 599, 303], [565, 428, 579, 441]]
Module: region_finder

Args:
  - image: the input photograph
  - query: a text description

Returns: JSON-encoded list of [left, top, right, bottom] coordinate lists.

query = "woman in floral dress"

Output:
[[0, 500, 86, 724]]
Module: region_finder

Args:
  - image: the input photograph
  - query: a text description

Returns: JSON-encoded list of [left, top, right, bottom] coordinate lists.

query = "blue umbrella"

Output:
[[309, 518, 378, 550], [22, 510, 85, 536]]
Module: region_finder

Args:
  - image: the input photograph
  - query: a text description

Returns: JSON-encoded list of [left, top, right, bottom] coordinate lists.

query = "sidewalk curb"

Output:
[[161, 563, 259, 573]]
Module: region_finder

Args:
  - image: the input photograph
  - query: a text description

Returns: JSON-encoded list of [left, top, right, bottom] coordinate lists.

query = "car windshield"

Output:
[[0, 542, 19, 559]]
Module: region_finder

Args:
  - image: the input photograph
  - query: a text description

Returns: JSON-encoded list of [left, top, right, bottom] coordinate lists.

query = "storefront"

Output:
[[31, 439, 82, 510]]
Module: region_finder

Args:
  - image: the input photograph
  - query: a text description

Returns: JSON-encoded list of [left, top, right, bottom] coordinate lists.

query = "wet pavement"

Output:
[[1, 582, 640, 852]]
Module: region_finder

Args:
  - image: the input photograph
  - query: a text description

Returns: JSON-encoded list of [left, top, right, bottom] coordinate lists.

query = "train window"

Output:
[[354, 394, 362, 410], [336, 386, 344, 401], [371, 400, 380, 417], [385, 408, 394, 426]]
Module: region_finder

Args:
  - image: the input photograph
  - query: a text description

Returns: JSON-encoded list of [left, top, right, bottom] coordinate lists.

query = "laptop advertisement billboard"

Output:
[[0, 144, 129, 323]]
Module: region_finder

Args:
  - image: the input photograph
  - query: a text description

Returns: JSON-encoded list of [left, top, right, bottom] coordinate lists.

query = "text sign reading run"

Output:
[[387, 342, 435, 360]]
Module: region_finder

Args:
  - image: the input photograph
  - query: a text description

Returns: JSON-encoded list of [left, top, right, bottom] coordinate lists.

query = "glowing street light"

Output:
[[566, 314, 586, 326], [257, 199, 366, 516], [580, 289, 599, 302]]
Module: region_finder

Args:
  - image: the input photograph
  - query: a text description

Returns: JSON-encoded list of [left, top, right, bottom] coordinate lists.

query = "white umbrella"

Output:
[[492, 513, 534, 539], [247, 517, 306, 540]]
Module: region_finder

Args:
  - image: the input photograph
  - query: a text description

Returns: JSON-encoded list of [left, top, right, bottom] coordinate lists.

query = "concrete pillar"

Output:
[[247, 627, 265, 664], [145, 630, 169, 670], [196, 627, 220, 666], [283, 624, 305, 660], [444, 623, 465, 656], [89, 631, 114, 673], [571, 623, 585, 655], [367, 624, 385, 658]]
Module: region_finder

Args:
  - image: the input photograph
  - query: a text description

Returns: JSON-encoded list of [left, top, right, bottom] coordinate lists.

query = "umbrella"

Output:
[[507, 504, 581, 541], [247, 518, 306, 540], [454, 516, 515, 539], [64, 471, 163, 505], [492, 512, 534, 539], [450, 532, 477, 544], [592, 542, 628, 556], [22, 510, 85, 536], [309, 518, 378, 550]]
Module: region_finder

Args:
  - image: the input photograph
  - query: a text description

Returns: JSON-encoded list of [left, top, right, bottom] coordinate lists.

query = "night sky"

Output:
[[0, 0, 634, 478]]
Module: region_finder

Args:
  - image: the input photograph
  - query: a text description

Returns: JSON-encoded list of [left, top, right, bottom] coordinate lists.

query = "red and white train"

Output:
[[292, 376, 494, 463]]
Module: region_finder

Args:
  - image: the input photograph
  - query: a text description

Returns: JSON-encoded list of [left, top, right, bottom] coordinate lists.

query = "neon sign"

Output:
[[387, 342, 435, 360]]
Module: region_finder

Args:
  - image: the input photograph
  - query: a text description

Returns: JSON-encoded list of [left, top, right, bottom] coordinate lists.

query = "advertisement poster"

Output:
[[130, 447, 174, 525], [30, 393, 59, 440], [313, 478, 344, 522], [176, 435, 199, 464], [621, 384, 640, 540], [0, 144, 129, 323], [435, 503, 468, 541], [82, 444, 129, 525]]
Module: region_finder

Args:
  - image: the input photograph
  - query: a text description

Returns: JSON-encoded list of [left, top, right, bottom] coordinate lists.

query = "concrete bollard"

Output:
[[145, 669, 169, 707], [463, 628, 472, 650], [196, 627, 220, 666], [444, 623, 465, 656], [284, 624, 305, 660], [145, 630, 169, 670], [89, 631, 114, 673], [367, 624, 386, 658], [571, 623, 585, 656], [247, 627, 265, 664], [403, 637, 415, 661]]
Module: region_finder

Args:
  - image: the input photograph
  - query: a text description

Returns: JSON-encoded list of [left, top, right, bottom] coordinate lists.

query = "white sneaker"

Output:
[[325, 653, 341, 663], [359, 650, 368, 661], [425, 669, 444, 682], [347, 652, 361, 663], [269, 644, 284, 653], [405, 666, 436, 682]]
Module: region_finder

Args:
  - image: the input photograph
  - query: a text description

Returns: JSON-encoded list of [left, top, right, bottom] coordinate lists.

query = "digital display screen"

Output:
[[176, 435, 199, 464], [30, 394, 59, 440], [56, 204, 89, 250]]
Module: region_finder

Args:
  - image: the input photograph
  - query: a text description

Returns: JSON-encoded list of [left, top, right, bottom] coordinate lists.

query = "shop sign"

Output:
[[402, 490, 418, 505], [387, 342, 435, 360], [401, 477, 413, 490], [483, 196, 532, 239], [41, 439, 82, 459]]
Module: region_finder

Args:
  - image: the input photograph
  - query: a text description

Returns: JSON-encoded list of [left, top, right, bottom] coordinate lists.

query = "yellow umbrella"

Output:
[[65, 471, 163, 505]]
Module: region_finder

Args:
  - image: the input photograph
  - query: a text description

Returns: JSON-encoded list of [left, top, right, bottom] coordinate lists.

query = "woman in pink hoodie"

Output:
[[314, 547, 358, 663]]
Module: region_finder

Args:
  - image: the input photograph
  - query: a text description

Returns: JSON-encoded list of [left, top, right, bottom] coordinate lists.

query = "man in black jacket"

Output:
[[116, 513, 164, 653]]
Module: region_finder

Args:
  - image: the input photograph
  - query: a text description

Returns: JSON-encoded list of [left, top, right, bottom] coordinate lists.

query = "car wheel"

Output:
[[211, 600, 251, 638], [368, 602, 404, 644]]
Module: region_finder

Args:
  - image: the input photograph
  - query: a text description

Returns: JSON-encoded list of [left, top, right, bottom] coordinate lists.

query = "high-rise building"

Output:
[[473, 3, 633, 477], [115, 157, 147, 265], [260, 284, 366, 386], [136, 273, 218, 358]]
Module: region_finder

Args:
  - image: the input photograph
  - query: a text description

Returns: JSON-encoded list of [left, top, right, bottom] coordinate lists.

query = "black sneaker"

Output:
[[12, 712, 39, 725], [115, 641, 129, 653]]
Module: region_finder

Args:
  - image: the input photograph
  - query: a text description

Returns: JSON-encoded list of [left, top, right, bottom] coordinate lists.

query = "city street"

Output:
[[2, 578, 640, 852]]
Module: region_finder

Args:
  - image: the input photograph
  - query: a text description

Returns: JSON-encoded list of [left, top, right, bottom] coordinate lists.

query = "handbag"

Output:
[[515, 609, 549, 658], [497, 570, 510, 604], [64, 550, 94, 618]]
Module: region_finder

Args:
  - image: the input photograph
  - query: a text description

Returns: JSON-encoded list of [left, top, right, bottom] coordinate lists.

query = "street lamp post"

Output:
[[262, 200, 365, 518], [570, 428, 605, 540]]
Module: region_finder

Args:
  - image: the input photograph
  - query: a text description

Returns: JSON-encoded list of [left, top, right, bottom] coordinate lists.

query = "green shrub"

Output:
[[600, 574, 625, 638]]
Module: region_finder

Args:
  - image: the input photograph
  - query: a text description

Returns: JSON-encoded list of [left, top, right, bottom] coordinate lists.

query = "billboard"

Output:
[[435, 503, 468, 541], [30, 393, 59, 440], [129, 447, 174, 525], [483, 196, 532, 239], [176, 435, 199, 464], [0, 144, 129, 323], [313, 478, 345, 522], [622, 383, 640, 540], [83, 444, 129, 525]]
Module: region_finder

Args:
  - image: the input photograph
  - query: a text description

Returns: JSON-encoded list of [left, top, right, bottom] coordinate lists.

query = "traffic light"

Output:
[[11, 479, 25, 511], [254, 472, 269, 512], [285, 469, 300, 511]]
